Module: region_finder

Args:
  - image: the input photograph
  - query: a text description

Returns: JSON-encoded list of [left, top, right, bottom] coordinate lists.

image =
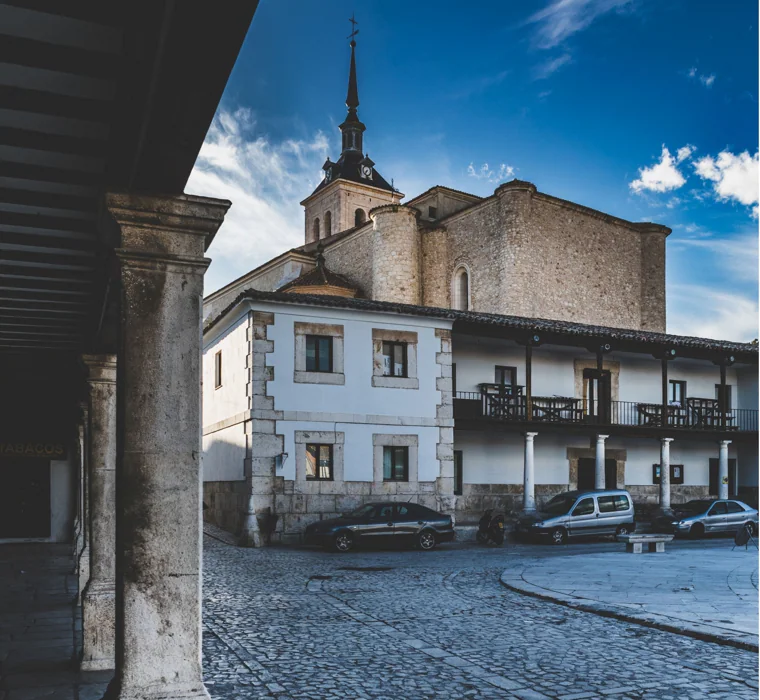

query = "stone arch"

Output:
[[313, 217, 320, 241], [354, 208, 366, 227], [451, 264, 471, 311], [324, 210, 332, 237]]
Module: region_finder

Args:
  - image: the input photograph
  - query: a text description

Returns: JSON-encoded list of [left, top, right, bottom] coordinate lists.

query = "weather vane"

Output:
[[348, 13, 359, 41]]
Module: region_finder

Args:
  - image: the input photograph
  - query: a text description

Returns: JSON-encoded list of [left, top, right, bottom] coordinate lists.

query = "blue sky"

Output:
[[188, 0, 759, 341]]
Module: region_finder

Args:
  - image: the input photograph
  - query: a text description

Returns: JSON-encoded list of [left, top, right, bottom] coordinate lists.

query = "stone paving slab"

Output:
[[501, 545, 759, 651]]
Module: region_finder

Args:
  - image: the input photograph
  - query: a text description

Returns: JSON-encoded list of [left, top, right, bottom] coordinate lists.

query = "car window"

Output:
[[709, 502, 728, 515], [597, 496, 616, 513], [572, 497, 595, 516], [614, 495, 630, 511], [395, 504, 410, 516], [378, 505, 394, 519], [726, 501, 745, 514]]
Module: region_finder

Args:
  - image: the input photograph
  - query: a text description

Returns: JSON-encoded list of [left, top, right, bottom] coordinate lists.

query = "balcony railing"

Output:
[[454, 392, 758, 432]]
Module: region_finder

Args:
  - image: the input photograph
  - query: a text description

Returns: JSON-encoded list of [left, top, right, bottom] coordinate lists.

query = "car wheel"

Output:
[[744, 521, 757, 536], [551, 527, 567, 545], [417, 530, 437, 551], [689, 523, 705, 540], [616, 524, 634, 539], [333, 531, 354, 553]]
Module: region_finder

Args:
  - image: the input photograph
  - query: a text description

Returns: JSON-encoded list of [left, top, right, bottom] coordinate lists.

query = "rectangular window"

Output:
[[382, 341, 407, 378], [669, 380, 686, 404], [428, 206, 437, 219], [383, 446, 409, 481], [305, 335, 333, 373], [305, 444, 333, 480], [452, 362, 457, 395], [494, 365, 516, 387], [214, 351, 222, 389]]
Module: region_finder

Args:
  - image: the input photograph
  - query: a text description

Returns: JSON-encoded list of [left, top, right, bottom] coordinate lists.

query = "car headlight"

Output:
[[531, 522, 543, 528]]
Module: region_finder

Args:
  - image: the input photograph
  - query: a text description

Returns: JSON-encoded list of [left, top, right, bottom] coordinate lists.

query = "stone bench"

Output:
[[618, 533, 674, 554]]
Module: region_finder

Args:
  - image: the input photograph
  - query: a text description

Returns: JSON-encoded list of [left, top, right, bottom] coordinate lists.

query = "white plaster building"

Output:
[[202, 291, 758, 543]]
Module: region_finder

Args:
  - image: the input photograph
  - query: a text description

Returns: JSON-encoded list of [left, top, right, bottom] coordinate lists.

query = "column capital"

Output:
[[524, 432, 538, 439], [719, 439, 732, 447], [81, 354, 117, 385], [661, 437, 674, 443], [104, 192, 230, 262], [596, 434, 609, 441]]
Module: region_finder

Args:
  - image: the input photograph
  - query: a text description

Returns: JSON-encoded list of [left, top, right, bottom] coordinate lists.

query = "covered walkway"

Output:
[[0, 543, 109, 699]]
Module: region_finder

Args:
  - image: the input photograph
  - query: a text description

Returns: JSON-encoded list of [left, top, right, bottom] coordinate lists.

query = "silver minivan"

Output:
[[516, 489, 636, 545]]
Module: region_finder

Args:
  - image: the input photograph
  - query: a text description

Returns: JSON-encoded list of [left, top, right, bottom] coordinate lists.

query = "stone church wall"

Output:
[[322, 226, 374, 296], [432, 182, 668, 330]]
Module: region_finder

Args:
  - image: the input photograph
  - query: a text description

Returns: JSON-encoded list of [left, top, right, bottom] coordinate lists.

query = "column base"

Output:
[[102, 679, 211, 700], [80, 580, 115, 671], [238, 513, 266, 548]]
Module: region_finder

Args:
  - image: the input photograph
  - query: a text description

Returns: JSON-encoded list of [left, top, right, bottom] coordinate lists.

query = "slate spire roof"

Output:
[[306, 28, 395, 198]]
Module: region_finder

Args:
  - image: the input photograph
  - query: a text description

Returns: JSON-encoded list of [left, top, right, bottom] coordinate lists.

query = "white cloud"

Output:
[[467, 162, 515, 183], [526, 0, 635, 49], [676, 145, 695, 163], [668, 284, 758, 342], [449, 70, 509, 100], [186, 107, 331, 294], [700, 73, 716, 87], [629, 146, 689, 193], [670, 231, 759, 284], [686, 66, 716, 88], [693, 150, 759, 217], [533, 53, 572, 80]]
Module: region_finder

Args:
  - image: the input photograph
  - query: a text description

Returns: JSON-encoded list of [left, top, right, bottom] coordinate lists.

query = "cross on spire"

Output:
[[348, 13, 359, 43]]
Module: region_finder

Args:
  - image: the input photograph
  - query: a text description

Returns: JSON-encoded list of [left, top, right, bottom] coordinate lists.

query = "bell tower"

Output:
[[300, 17, 401, 244]]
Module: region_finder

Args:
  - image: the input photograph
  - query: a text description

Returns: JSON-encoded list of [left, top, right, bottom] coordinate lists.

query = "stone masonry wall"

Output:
[[421, 228, 450, 308], [322, 226, 373, 296], [371, 204, 421, 305], [432, 181, 668, 330], [203, 481, 247, 534]]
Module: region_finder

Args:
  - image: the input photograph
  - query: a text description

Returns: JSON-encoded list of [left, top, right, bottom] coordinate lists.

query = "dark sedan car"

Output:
[[303, 501, 455, 552]]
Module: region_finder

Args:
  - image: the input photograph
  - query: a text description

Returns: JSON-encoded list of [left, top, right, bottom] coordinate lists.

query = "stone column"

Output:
[[718, 440, 731, 500], [659, 438, 673, 512], [104, 193, 229, 700], [77, 402, 90, 605], [523, 432, 538, 512], [595, 434, 608, 490], [80, 355, 117, 671]]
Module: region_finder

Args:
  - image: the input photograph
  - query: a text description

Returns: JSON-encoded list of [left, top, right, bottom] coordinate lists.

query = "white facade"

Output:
[[201, 294, 758, 536]]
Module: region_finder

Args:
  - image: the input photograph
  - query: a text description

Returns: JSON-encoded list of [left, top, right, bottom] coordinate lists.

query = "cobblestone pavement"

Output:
[[202, 536, 760, 700]]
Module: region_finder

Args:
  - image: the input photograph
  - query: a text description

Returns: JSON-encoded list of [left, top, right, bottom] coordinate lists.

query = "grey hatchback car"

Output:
[[516, 489, 636, 545], [653, 499, 759, 538]]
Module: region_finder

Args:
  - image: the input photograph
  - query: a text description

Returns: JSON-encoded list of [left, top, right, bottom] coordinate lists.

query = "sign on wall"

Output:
[[0, 441, 67, 459]]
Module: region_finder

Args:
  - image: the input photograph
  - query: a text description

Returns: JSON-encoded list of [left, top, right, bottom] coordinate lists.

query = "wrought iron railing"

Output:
[[453, 392, 758, 432]]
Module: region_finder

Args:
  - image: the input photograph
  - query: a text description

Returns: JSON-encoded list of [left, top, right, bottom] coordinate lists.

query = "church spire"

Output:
[[346, 14, 359, 113], [339, 15, 365, 153]]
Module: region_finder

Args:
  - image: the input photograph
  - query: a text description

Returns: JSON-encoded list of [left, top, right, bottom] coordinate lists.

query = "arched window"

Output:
[[354, 208, 366, 226], [324, 211, 332, 237], [452, 267, 470, 311], [313, 218, 320, 240]]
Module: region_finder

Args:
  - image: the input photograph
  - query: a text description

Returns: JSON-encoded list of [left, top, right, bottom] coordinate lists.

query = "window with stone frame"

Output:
[[452, 266, 469, 311], [383, 445, 409, 481], [305, 444, 333, 481], [354, 208, 366, 226], [371, 329, 418, 389], [313, 217, 320, 240], [294, 322, 345, 385]]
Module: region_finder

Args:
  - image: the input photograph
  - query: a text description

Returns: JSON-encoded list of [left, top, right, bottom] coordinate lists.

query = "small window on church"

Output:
[[452, 267, 470, 311], [313, 218, 320, 240], [428, 206, 437, 219], [354, 208, 366, 226], [324, 211, 332, 237]]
